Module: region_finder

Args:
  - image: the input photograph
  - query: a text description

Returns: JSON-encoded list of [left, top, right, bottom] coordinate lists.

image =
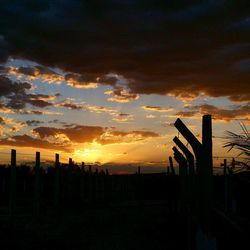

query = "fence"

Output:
[[0, 149, 175, 217]]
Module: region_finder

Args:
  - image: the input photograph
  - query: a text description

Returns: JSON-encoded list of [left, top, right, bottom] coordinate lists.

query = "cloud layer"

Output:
[[0, 124, 160, 152], [0, 1, 249, 100]]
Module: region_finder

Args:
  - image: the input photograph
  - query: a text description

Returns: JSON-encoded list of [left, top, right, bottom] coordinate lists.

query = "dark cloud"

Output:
[[34, 125, 105, 143], [0, 1, 249, 100], [0, 76, 31, 96], [7, 93, 55, 109], [0, 75, 60, 109], [15, 65, 58, 77], [105, 88, 139, 103], [25, 120, 44, 126], [64, 73, 98, 88]]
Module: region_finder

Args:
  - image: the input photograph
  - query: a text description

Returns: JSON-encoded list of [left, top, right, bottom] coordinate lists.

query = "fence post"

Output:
[[88, 165, 93, 203], [173, 146, 188, 213], [173, 136, 195, 211], [201, 115, 213, 237], [174, 115, 216, 249], [169, 156, 176, 175], [80, 162, 85, 202], [67, 158, 73, 202], [221, 159, 228, 213], [54, 153, 60, 208], [9, 149, 16, 216], [34, 152, 40, 216]]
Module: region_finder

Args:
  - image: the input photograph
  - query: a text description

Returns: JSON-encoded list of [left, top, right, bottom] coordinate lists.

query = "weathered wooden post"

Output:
[[9, 149, 16, 216], [34, 152, 41, 216], [54, 153, 60, 208]]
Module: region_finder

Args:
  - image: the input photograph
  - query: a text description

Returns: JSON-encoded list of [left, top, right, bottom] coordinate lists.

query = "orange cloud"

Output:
[[142, 106, 173, 112], [105, 88, 139, 103]]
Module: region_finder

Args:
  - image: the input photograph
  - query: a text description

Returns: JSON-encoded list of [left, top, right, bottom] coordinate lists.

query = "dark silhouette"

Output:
[[0, 115, 249, 250]]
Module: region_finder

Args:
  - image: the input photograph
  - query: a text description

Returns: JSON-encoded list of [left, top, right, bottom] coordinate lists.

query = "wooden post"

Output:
[[230, 158, 236, 213], [80, 162, 85, 201], [54, 153, 60, 208], [88, 165, 93, 203], [81, 162, 85, 172], [67, 158, 73, 201], [169, 156, 176, 175], [221, 159, 228, 213], [34, 152, 40, 216], [201, 115, 213, 236], [138, 166, 141, 175], [173, 146, 188, 211], [9, 149, 16, 216], [88, 165, 91, 174]]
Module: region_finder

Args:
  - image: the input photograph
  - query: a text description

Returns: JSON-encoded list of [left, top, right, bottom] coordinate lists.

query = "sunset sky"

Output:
[[0, 1, 249, 169]]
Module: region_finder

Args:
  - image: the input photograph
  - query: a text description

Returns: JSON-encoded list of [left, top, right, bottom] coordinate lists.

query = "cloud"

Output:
[[0, 135, 70, 152], [175, 104, 250, 122], [0, 75, 60, 110], [161, 122, 175, 127], [7, 65, 65, 84], [1, 1, 250, 101], [25, 120, 44, 126], [174, 110, 198, 118], [146, 114, 156, 119], [0, 116, 27, 134], [64, 73, 98, 89], [97, 130, 160, 145], [105, 88, 139, 103], [34, 125, 105, 144], [142, 105, 173, 112], [57, 99, 117, 114], [0, 119, 160, 151], [0, 76, 31, 96], [6, 63, 120, 89], [17, 110, 63, 116], [198, 104, 250, 122], [7, 93, 59, 109], [112, 113, 134, 123]]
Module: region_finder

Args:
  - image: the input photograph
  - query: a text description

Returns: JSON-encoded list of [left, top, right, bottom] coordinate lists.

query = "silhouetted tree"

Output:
[[224, 122, 250, 168]]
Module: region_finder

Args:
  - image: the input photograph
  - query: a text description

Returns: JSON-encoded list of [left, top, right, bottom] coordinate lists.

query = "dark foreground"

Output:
[[1, 201, 186, 250], [0, 200, 248, 250]]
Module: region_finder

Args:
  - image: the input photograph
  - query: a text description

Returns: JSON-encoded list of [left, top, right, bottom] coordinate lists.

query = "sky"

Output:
[[0, 1, 249, 170]]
